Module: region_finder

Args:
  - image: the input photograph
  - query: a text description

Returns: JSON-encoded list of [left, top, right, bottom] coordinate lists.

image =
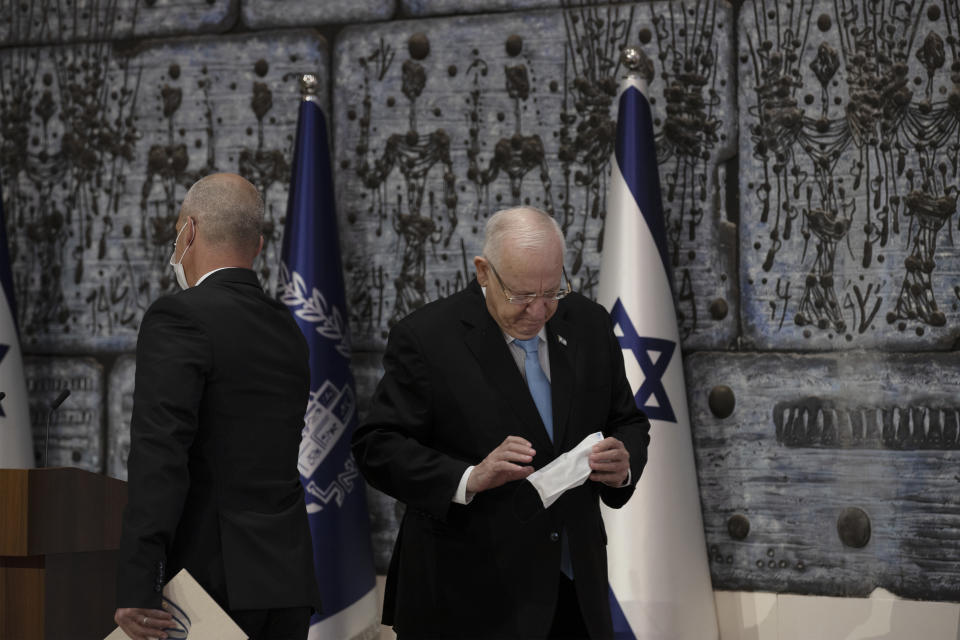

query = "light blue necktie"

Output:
[[517, 336, 573, 578], [517, 337, 553, 442]]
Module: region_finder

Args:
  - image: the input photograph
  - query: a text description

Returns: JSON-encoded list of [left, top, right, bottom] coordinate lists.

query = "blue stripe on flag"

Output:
[[609, 585, 636, 639], [280, 99, 377, 627], [0, 172, 19, 332], [614, 86, 671, 284]]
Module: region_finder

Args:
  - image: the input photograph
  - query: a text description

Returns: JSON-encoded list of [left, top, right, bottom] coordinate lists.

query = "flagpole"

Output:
[[280, 74, 380, 640], [598, 47, 719, 640]]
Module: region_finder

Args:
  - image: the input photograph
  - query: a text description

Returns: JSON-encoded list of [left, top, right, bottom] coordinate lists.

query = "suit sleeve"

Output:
[[599, 307, 651, 509], [351, 320, 469, 520], [116, 296, 211, 608]]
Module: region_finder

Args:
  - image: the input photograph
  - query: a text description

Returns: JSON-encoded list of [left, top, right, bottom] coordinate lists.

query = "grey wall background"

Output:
[[2, 0, 958, 602]]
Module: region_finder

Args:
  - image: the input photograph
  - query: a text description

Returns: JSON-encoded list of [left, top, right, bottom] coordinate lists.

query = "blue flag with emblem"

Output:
[[279, 90, 378, 640], [597, 67, 719, 638], [0, 174, 34, 469]]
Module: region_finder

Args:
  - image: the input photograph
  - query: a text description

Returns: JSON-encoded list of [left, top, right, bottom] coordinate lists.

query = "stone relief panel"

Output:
[[0, 0, 237, 47], [24, 356, 103, 471], [333, 0, 737, 352], [0, 30, 328, 353], [241, 0, 395, 29], [687, 351, 960, 601], [106, 354, 135, 479], [739, 0, 960, 350]]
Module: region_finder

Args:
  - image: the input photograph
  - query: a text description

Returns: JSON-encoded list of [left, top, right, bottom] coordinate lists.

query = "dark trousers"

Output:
[[231, 606, 312, 640], [548, 574, 589, 639]]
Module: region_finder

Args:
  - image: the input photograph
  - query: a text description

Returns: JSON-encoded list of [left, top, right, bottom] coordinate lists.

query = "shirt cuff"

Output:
[[621, 469, 632, 487], [453, 466, 476, 504]]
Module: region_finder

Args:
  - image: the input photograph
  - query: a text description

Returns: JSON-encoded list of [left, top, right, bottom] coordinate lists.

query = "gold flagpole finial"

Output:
[[620, 46, 654, 81], [621, 46, 642, 71], [300, 73, 320, 102]]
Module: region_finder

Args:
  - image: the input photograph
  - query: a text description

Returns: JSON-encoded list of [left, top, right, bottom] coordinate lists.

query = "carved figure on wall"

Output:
[[353, 34, 458, 328], [559, 4, 634, 288], [464, 35, 555, 224], [140, 63, 199, 293], [648, 0, 725, 339]]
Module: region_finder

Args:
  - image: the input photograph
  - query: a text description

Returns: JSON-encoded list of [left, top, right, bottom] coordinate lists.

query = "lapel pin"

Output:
[[557, 335, 567, 346]]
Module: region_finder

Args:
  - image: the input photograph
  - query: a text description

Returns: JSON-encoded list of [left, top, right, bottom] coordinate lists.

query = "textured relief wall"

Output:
[[2, 0, 959, 601], [687, 351, 960, 600], [333, 2, 737, 352], [1, 30, 328, 352], [740, 0, 960, 350]]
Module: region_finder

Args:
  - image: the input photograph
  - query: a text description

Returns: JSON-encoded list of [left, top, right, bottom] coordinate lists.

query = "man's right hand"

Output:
[[466, 436, 536, 494]]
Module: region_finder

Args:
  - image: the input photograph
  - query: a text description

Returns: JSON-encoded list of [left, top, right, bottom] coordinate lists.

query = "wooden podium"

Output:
[[0, 467, 127, 640]]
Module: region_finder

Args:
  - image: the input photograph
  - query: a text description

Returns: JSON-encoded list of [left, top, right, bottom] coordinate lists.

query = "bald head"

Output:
[[482, 206, 565, 265], [180, 173, 263, 257]]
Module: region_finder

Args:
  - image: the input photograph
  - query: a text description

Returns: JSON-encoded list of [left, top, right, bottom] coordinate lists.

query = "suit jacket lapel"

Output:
[[546, 310, 576, 451], [461, 282, 555, 455]]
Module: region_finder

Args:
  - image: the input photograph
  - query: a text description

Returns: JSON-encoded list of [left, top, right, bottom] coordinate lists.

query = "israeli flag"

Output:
[[597, 73, 719, 639], [0, 175, 34, 469], [279, 94, 378, 640]]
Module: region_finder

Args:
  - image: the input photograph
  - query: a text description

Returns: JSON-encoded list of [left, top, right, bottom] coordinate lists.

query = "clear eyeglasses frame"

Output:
[[486, 258, 572, 305]]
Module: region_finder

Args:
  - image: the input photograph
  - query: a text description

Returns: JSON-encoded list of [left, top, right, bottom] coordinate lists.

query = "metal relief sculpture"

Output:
[[740, 0, 960, 349], [1, 31, 328, 351], [353, 32, 458, 329], [0, 34, 142, 350], [106, 354, 136, 479], [333, 1, 736, 350], [641, 0, 738, 347], [687, 351, 960, 600]]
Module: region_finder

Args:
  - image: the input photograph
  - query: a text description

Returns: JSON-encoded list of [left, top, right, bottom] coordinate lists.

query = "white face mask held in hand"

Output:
[[513, 432, 604, 520]]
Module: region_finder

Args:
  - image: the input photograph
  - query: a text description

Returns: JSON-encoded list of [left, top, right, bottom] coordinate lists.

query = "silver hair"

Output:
[[181, 173, 263, 252], [482, 206, 565, 265]]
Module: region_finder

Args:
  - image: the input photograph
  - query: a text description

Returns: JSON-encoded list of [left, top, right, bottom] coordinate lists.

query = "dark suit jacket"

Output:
[[117, 268, 321, 613], [352, 279, 650, 639]]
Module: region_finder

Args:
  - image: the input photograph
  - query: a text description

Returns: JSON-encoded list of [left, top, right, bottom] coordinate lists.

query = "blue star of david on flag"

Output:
[[609, 298, 676, 423]]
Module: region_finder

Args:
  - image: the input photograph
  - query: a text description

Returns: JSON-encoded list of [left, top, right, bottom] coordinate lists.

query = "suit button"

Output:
[[549, 531, 560, 542]]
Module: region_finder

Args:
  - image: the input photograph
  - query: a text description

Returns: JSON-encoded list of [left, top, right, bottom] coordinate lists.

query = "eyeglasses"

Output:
[[486, 258, 572, 305]]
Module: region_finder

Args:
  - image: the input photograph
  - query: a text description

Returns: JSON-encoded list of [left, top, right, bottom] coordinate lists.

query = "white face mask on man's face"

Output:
[[169, 220, 193, 290]]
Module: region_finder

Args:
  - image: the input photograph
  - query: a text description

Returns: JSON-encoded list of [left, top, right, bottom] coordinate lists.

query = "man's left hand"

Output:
[[588, 437, 630, 487]]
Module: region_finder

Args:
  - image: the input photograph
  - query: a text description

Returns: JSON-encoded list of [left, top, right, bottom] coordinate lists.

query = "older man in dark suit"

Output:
[[115, 173, 320, 640], [353, 206, 650, 639]]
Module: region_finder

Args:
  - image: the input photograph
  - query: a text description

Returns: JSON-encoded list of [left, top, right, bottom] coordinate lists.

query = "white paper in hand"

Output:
[[105, 569, 248, 640], [526, 431, 604, 508]]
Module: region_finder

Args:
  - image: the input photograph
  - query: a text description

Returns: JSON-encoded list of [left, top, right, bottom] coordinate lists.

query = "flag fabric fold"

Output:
[[597, 75, 719, 639], [279, 97, 378, 640], [0, 175, 34, 469]]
